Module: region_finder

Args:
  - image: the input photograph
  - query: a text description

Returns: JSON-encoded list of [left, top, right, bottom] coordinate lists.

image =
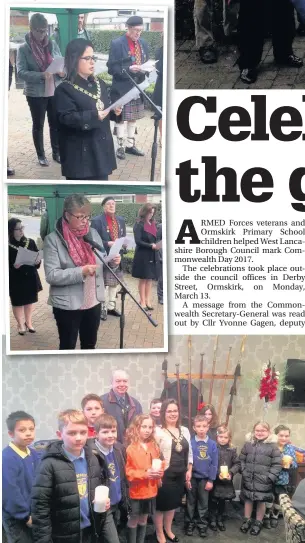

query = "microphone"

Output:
[[83, 233, 105, 253]]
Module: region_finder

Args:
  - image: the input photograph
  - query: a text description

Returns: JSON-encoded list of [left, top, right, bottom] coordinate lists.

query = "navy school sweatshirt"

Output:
[[191, 436, 218, 481]]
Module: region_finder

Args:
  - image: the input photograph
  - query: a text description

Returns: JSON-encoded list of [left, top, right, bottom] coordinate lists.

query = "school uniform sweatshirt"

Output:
[[191, 436, 218, 482], [2, 443, 40, 521]]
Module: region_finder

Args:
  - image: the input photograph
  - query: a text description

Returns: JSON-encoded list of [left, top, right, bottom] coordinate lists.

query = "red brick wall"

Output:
[[135, 195, 147, 203], [150, 21, 164, 31]]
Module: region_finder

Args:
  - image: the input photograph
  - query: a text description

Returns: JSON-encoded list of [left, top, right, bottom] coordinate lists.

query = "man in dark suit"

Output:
[[91, 197, 126, 319], [107, 16, 149, 160]]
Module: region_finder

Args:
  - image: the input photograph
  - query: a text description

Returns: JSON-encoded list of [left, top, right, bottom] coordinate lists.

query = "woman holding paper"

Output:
[[8, 218, 42, 336], [43, 194, 121, 350], [17, 13, 63, 167], [132, 204, 160, 311], [54, 39, 122, 181]]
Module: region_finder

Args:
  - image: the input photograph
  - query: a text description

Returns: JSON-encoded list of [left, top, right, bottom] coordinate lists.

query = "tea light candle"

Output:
[[220, 465, 229, 478], [94, 485, 109, 512], [152, 459, 162, 471]]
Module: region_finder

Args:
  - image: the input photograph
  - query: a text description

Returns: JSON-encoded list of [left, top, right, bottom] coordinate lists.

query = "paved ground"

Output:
[[176, 36, 305, 89], [7, 87, 162, 182], [9, 267, 164, 352]]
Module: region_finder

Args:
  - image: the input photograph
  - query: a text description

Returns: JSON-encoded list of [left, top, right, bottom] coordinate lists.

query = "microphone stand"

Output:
[[122, 69, 162, 182], [89, 246, 158, 349]]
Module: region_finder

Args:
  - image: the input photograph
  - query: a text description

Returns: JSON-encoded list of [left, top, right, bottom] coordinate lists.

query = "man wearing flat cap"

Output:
[[107, 16, 149, 160], [91, 197, 127, 318]]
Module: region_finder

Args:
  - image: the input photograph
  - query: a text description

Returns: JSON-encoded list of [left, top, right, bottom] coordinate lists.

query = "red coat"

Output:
[[126, 441, 161, 500]]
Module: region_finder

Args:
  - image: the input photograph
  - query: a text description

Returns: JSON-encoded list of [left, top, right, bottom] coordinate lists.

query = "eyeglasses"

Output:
[[14, 226, 24, 231], [80, 55, 98, 62], [33, 28, 48, 34], [67, 212, 91, 221]]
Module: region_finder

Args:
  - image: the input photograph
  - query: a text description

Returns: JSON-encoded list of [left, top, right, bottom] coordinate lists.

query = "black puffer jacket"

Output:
[[239, 433, 282, 503], [31, 441, 105, 543], [212, 444, 240, 500]]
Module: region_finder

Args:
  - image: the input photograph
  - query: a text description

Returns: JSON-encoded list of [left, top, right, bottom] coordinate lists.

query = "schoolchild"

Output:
[[185, 414, 218, 538], [2, 411, 40, 543], [263, 424, 298, 529], [125, 415, 164, 543], [209, 425, 240, 531], [31, 409, 110, 543], [239, 421, 281, 536], [81, 394, 104, 438]]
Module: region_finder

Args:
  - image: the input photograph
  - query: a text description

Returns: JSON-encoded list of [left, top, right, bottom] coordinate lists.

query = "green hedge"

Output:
[[91, 202, 162, 227], [121, 249, 135, 274], [90, 29, 162, 58]]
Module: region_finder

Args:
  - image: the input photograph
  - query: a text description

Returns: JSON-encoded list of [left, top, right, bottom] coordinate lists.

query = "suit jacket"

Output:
[[100, 390, 142, 443], [107, 35, 149, 101], [91, 213, 126, 254]]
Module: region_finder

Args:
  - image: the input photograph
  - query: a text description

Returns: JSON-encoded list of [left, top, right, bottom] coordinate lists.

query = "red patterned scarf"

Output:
[[105, 214, 119, 241], [62, 218, 96, 267], [127, 36, 142, 65], [29, 32, 53, 72]]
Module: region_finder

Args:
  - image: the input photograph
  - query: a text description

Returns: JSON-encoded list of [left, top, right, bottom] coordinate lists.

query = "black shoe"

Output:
[[209, 521, 217, 531], [217, 519, 226, 531], [263, 517, 271, 529], [7, 167, 15, 176], [158, 299, 163, 305], [164, 531, 179, 542], [100, 307, 107, 321], [276, 54, 303, 68], [185, 524, 194, 536], [107, 309, 121, 317], [25, 323, 36, 333], [125, 146, 145, 156], [17, 326, 26, 336], [52, 152, 61, 164], [116, 146, 126, 160], [145, 305, 154, 311], [198, 526, 208, 538], [270, 517, 278, 528], [250, 520, 263, 536], [240, 68, 258, 84], [199, 46, 218, 64], [240, 518, 252, 533], [38, 156, 49, 166]]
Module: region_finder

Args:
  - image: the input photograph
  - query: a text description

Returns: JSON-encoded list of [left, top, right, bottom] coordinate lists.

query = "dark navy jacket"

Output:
[[107, 35, 149, 101], [91, 213, 126, 254], [100, 390, 142, 443]]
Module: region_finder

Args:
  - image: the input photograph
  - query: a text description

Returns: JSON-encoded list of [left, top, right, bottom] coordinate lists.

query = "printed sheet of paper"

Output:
[[104, 237, 127, 263], [45, 57, 65, 97], [139, 59, 158, 73], [103, 78, 150, 114], [123, 236, 136, 250], [15, 247, 43, 267]]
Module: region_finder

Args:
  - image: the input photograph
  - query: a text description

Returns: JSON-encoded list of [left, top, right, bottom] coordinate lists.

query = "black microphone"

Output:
[[83, 233, 104, 253]]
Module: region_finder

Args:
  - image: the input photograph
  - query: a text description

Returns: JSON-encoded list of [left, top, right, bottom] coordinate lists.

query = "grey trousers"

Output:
[[185, 478, 209, 527], [194, 0, 239, 47]]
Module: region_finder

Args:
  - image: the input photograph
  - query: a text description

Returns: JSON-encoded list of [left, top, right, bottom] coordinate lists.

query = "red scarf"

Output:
[[62, 219, 96, 267], [105, 213, 119, 241], [29, 32, 53, 72]]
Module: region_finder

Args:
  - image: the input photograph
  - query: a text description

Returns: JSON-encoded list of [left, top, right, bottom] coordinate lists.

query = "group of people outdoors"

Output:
[[3, 369, 305, 543], [11, 12, 163, 179], [193, 0, 305, 83], [8, 194, 163, 350]]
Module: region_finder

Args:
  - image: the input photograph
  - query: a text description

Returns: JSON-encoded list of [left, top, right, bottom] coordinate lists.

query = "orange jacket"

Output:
[[126, 441, 162, 500]]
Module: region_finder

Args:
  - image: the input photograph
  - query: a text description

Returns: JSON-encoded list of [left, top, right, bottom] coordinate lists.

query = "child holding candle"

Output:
[[210, 425, 240, 531], [263, 425, 298, 529], [239, 421, 282, 536], [31, 409, 110, 543], [185, 414, 218, 538], [125, 415, 164, 543]]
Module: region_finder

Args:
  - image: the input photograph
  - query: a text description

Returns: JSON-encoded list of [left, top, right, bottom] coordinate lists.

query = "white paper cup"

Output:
[[152, 458, 162, 471], [94, 485, 109, 513]]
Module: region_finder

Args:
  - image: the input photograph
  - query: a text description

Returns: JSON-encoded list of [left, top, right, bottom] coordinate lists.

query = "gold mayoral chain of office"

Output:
[[9, 239, 30, 250], [166, 428, 184, 453], [67, 78, 104, 111]]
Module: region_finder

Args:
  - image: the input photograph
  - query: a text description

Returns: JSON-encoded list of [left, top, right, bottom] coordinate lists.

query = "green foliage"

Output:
[[91, 202, 162, 227], [121, 249, 135, 274], [90, 29, 162, 58]]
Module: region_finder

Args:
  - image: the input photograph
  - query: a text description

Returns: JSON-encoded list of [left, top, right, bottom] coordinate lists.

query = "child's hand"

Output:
[[205, 481, 213, 491], [227, 473, 232, 480], [186, 480, 192, 490], [147, 468, 162, 479], [105, 498, 110, 511], [26, 516, 32, 527]]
